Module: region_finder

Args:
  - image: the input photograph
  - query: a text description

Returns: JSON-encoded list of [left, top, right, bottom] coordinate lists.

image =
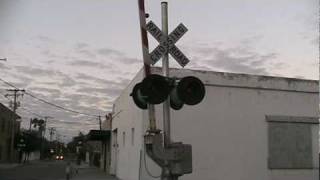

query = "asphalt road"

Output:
[[0, 160, 66, 180]]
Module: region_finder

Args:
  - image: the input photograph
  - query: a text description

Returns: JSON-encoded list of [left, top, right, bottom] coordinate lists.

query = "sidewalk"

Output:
[[71, 167, 118, 180]]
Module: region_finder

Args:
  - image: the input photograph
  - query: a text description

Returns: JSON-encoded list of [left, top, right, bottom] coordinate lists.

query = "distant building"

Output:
[[0, 103, 21, 162], [87, 114, 112, 172], [109, 68, 319, 180], [99, 114, 112, 173]]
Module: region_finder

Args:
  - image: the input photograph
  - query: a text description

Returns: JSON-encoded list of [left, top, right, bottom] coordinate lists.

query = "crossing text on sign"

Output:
[[146, 21, 190, 67]]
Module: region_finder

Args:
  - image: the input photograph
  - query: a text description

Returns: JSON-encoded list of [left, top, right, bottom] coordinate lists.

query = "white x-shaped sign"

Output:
[[146, 21, 190, 67]]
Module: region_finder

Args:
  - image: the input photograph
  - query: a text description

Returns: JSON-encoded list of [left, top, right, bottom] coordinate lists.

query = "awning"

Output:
[[87, 130, 111, 141]]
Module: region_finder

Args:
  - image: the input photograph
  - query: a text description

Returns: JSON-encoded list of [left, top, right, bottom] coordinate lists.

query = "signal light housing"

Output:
[[176, 76, 205, 105], [169, 87, 184, 110], [130, 83, 148, 109], [141, 74, 171, 104], [130, 74, 205, 110]]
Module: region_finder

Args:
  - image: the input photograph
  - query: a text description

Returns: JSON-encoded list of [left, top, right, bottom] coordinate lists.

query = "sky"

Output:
[[0, 0, 318, 142]]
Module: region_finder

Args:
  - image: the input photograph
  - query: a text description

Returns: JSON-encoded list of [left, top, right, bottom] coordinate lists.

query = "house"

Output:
[[0, 103, 21, 163], [109, 67, 319, 180]]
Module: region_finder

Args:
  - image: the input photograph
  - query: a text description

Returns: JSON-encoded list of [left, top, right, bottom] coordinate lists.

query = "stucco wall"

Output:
[[110, 69, 145, 180], [111, 68, 319, 180]]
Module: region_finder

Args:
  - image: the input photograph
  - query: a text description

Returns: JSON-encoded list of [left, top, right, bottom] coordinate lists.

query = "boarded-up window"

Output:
[[267, 115, 317, 169]]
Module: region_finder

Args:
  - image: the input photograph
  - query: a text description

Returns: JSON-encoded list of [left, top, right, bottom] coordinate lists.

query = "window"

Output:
[[267, 115, 317, 169], [131, 128, 135, 146], [122, 131, 126, 147]]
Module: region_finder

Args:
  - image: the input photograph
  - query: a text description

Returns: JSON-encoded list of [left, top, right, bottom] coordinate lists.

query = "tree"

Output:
[[15, 130, 42, 162]]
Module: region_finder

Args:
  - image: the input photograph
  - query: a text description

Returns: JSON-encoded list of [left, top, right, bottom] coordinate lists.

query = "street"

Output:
[[0, 160, 117, 180]]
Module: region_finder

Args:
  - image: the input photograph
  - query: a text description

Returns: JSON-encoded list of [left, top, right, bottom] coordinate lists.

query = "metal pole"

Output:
[[10, 90, 17, 162], [161, 2, 177, 180], [161, 1, 171, 148], [6, 89, 24, 162], [29, 119, 32, 131]]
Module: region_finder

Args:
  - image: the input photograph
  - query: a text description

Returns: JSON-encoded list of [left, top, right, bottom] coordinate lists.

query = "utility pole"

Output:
[[56, 133, 60, 142], [6, 89, 25, 162], [40, 116, 52, 159], [98, 115, 106, 171], [48, 127, 56, 142], [98, 116, 102, 130], [29, 118, 32, 131], [43, 116, 52, 136]]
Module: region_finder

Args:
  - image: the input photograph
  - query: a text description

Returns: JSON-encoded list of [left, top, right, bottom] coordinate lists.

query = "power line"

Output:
[[0, 77, 100, 117], [19, 106, 44, 118], [24, 91, 99, 117], [0, 78, 18, 89]]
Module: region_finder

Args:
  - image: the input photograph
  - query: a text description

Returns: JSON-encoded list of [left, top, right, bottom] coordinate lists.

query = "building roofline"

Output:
[[151, 67, 318, 93], [152, 67, 318, 83], [113, 66, 318, 108], [0, 103, 21, 119]]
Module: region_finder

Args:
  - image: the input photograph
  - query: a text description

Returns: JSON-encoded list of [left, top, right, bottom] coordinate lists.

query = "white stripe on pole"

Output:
[[137, 0, 157, 131]]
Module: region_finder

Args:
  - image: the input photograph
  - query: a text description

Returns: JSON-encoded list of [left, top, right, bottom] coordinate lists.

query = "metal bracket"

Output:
[[144, 132, 192, 176]]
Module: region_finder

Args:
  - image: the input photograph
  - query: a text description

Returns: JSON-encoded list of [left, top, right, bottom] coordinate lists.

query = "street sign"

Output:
[[146, 21, 190, 67]]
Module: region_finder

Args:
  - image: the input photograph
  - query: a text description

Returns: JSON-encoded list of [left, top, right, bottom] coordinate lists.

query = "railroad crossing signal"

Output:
[[146, 21, 190, 67], [131, 74, 205, 110]]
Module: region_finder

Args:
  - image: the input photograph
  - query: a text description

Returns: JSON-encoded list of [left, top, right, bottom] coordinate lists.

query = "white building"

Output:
[[109, 67, 319, 180]]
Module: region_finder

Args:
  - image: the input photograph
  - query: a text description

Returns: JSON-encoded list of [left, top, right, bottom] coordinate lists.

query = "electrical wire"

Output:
[[0, 91, 45, 119], [0, 77, 18, 89], [24, 91, 99, 117], [0, 77, 99, 117], [112, 110, 123, 119], [19, 106, 44, 118]]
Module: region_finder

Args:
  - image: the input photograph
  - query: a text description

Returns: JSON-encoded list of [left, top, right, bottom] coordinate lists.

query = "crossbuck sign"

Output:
[[146, 21, 190, 67]]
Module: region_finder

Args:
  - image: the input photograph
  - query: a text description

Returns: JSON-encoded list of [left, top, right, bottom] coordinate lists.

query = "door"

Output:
[[110, 129, 118, 175]]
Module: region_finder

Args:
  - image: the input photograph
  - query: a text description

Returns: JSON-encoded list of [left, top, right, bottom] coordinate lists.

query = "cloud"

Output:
[[75, 43, 89, 49], [14, 65, 60, 76], [0, 63, 10, 70], [96, 48, 124, 56], [76, 73, 130, 87], [28, 87, 62, 97], [77, 49, 96, 58], [117, 57, 140, 65], [188, 42, 279, 75], [59, 75, 78, 87], [73, 44, 140, 66], [206, 49, 274, 74], [68, 59, 107, 68], [36, 35, 54, 44], [311, 36, 319, 45], [77, 86, 122, 98], [13, 65, 79, 88]]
